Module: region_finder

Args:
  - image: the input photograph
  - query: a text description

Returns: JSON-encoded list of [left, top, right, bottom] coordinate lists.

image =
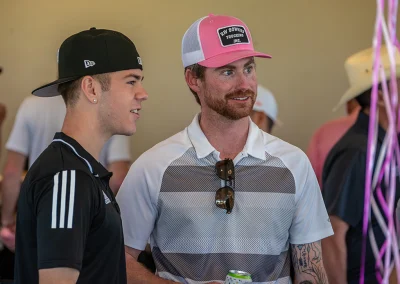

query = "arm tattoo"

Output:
[[291, 241, 328, 284]]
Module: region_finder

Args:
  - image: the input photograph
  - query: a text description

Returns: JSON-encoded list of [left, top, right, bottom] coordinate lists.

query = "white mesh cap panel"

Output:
[[181, 17, 207, 67]]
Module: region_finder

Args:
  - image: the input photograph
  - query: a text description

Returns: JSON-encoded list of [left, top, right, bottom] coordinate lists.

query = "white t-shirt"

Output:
[[117, 114, 333, 283], [6, 96, 131, 168]]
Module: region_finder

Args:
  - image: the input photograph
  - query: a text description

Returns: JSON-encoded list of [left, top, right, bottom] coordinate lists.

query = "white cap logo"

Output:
[[84, 60, 96, 68]]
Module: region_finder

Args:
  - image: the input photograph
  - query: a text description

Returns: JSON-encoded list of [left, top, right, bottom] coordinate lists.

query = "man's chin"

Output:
[[222, 112, 250, 120], [221, 108, 252, 120], [116, 127, 136, 136]]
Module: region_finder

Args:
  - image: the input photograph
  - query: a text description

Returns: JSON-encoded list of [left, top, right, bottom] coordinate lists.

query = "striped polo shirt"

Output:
[[117, 114, 333, 283]]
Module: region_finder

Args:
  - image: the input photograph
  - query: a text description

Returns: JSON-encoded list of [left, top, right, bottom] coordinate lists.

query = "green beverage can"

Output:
[[224, 270, 252, 283]]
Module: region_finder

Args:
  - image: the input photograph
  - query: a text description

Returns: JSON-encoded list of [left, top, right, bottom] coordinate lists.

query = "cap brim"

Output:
[[332, 84, 369, 112], [333, 65, 400, 112], [32, 76, 80, 97], [198, 49, 271, 68], [274, 118, 283, 127]]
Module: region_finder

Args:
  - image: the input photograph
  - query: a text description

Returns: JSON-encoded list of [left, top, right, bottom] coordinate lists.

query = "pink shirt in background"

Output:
[[306, 109, 359, 188]]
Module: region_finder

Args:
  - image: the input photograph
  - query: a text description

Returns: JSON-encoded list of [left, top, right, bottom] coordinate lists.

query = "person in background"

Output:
[[250, 85, 281, 133], [0, 104, 5, 159], [0, 95, 131, 254], [0, 66, 7, 159], [0, 66, 13, 282], [306, 98, 360, 187], [322, 45, 400, 284]]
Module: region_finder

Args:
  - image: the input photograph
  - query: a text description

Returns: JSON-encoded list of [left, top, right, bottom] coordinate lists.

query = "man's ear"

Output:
[[81, 76, 99, 104], [185, 69, 201, 95]]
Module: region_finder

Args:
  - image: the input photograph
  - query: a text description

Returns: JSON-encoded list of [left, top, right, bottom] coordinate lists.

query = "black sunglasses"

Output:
[[215, 159, 235, 214]]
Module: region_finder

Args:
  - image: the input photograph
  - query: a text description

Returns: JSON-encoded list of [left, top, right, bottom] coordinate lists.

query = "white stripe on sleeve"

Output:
[[51, 173, 59, 229], [67, 170, 76, 229]]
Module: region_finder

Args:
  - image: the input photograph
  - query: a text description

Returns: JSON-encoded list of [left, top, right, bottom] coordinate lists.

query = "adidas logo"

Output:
[[84, 60, 96, 68], [137, 57, 142, 65], [103, 191, 111, 205]]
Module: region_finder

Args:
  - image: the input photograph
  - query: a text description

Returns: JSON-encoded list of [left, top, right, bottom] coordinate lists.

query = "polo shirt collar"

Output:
[[355, 112, 386, 144], [52, 132, 110, 178], [187, 113, 266, 161]]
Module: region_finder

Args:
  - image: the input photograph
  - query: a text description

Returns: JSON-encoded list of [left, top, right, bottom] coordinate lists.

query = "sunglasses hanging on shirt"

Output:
[[215, 159, 235, 214]]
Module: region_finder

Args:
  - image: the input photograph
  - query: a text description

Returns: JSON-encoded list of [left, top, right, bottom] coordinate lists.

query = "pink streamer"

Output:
[[361, 0, 400, 282], [360, 0, 382, 280]]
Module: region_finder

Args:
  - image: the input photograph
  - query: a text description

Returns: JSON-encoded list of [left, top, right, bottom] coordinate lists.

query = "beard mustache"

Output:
[[204, 88, 256, 120], [225, 89, 256, 101]]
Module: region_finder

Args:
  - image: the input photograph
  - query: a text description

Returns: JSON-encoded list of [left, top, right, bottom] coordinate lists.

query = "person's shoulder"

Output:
[[18, 95, 46, 110], [106, 134, 130, 144], [14, 96, 37, 119], [26, 141, 93, 183], [137, 128, 191, 161], [323, 129, 367, 182], [103, 134, 130, 152], [16, 96, 51, 121], [261, 133, 318, 194], [323, 114, 355, 128], [20, 95, 64, 113], [22, 166, 98, 212], [133, 128, 192, 169], [261, 132, 315, 184], [329, 125, 368, 158], [311, 114, 355, 140], [263, 132, 307, 161], [20, 95, 39, 105]]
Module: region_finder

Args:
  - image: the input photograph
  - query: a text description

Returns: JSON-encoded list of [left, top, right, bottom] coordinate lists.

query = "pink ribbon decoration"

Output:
[[361, 0, 400, 283]]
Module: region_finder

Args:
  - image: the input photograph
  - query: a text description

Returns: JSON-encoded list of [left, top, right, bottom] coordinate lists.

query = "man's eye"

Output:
[[245, 66, 254, 74]]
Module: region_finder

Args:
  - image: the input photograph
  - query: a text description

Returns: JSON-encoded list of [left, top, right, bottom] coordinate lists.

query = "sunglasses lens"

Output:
[[215, 159, 235, 180], [215, 186, 235, 214]]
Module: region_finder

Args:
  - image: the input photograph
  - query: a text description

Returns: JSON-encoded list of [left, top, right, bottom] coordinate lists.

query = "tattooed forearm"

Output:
[[291, 241, 328, 284]]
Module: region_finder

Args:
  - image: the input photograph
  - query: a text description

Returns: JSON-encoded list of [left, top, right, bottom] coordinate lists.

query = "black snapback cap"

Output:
[[32, 27, 143, 97]]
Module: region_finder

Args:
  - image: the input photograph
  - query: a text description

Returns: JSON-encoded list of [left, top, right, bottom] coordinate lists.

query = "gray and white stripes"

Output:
[[51, 170, 76, 229]]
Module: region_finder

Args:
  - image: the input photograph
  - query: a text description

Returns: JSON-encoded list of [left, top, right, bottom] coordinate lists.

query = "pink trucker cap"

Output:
[[182, 14, 271, 68]]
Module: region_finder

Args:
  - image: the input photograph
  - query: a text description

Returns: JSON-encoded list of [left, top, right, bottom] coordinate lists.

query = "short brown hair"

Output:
[[58, 73, 111, 107], [184, 64, 206, 105]]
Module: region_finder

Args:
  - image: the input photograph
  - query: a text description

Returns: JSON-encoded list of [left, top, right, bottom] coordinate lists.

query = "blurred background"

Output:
[[0, 0, 388, 169]]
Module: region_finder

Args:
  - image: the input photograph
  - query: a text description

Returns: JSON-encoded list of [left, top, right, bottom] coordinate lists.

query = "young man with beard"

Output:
[[117, 14, 333, 284]]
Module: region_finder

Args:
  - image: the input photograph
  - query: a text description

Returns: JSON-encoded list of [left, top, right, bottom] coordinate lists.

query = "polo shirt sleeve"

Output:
[[289, 152, 334, 244], [33, 169, 100, 271], [322, 149, 366, 227], [116, 157, 159, 251], [5, 98, 31, 155]]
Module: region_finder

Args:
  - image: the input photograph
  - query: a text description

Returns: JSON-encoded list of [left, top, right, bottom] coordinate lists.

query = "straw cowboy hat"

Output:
[[333, 45, 400, 111]]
